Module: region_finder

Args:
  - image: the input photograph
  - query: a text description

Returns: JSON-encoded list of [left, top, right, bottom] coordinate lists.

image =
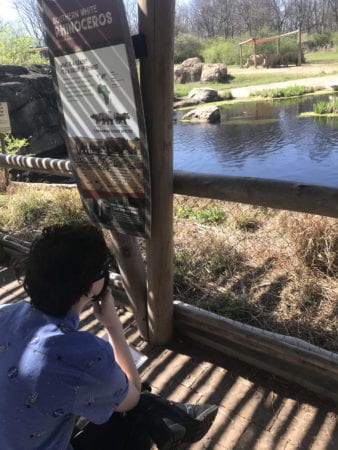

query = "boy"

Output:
[[0, 222, 217, 449]]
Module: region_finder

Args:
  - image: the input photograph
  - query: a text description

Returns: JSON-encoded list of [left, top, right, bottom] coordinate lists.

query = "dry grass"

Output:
[[174, 195, 338, 353], [0, 183, 87, 241]]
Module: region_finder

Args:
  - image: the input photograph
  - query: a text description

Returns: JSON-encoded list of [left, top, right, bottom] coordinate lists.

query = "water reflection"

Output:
[[174, 95, 338, 187]]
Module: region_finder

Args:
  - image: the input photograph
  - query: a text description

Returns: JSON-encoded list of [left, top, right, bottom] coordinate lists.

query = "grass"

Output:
[[0, 183, 87, 236], [173, 196, 338, 353], [313, 95, 338, 114], [305, 49, 338, 63], [174, 204, 226, 224], [174, 73, 324, 97], [253, 85, 315, 98]]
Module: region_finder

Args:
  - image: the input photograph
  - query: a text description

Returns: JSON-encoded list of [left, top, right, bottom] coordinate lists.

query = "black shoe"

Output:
[[167, 401, 218, 443], [131, 392, 218, 449]]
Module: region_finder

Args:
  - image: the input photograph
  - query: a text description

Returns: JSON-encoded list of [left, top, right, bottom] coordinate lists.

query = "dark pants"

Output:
[[71, 412, 152, 450]]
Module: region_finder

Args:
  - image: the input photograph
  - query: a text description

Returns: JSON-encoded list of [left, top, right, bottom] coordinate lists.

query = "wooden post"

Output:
[[0, 134, 9, 187], [298, 27, 302, 65], [253, 39, 257, 67], [138, 0, 175, 344], [102, 230, 149, 340], [277, 37, 280, 55], [240, 44, 243, 68]]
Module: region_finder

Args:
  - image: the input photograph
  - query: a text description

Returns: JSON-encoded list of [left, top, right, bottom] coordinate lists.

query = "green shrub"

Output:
[[174, 32, 204, 63], [0, 23, 47, 65], [311, 31, 332, 47], [202, 37, 240, 65], [3, 134, 29, 155]]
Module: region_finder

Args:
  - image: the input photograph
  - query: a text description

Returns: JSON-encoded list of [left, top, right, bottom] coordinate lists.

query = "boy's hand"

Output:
[[92, 288, 120, 329]]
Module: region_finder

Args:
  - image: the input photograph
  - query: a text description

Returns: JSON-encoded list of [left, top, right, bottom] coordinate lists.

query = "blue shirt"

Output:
[[0, 300, 129, 450]]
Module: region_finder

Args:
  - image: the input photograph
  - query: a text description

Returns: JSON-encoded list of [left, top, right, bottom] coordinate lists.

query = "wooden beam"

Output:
[[138, 0, 175, 344], [174, 171, 338, 218], [174, 301, 338, 404], [240, 30, 299, 46]]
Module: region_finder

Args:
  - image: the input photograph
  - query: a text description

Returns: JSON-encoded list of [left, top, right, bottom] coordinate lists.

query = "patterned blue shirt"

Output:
[[0, 300, 129, 450]]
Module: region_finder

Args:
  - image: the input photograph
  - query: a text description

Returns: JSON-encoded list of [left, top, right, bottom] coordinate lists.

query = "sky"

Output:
[[0, 0, 20, 23]]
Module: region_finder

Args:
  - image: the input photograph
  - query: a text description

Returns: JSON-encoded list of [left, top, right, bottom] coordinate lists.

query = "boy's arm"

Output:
[[93, 289, 141, 411]]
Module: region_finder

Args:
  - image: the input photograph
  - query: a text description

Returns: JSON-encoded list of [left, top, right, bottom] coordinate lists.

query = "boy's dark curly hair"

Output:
[[24, 222, 111, 317]]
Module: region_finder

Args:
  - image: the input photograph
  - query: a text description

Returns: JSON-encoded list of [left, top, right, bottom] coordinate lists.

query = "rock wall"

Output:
[[0, 64, 66, 159]]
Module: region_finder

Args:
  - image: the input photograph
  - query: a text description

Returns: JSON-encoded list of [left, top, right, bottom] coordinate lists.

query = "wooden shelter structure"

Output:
[[239, 29, 302, 67]]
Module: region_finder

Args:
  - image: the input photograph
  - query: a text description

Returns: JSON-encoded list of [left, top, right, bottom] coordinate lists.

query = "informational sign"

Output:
[[39, 0, 150, 238], [0, 103, 11, 134]]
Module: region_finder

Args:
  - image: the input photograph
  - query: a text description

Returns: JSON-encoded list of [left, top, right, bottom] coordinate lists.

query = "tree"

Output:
[[12, 0, 45, 45], [123, 0, 139, 34], [0, 22, 46, 65]]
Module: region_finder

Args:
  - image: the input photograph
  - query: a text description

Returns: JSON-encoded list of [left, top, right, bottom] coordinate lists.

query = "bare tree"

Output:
[[123, 0, 139, 34], [269, 0, 289, 33], [12, 0, 45, 45], [175, 0, 194, 35]]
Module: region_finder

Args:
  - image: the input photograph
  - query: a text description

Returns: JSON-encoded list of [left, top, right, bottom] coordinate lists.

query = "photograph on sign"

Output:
[[39, 0, 150, 238]]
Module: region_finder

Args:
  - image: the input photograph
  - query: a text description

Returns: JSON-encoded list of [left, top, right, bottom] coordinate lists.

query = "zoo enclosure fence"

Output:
[[0, 154, 337, 404]]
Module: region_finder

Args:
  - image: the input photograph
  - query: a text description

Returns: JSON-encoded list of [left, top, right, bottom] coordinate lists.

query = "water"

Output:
[[174, 95, 338, 188]]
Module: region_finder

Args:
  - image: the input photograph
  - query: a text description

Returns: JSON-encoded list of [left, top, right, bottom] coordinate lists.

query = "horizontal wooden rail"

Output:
[[174, 301, 338, 404], [174, 170, 338, 218], [1, 154, 338, 218]]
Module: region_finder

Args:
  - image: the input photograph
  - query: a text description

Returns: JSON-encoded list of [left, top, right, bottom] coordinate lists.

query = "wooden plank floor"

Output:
[[0, 264, 337, 449]]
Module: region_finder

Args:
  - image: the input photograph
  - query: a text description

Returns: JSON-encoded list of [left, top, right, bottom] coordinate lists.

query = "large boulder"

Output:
[[201, 63, 227, 82], [187, 87, 219, 103], [174, 57, 203, 83], [0, 64, 66, 159], [181, 105, 220, 123]]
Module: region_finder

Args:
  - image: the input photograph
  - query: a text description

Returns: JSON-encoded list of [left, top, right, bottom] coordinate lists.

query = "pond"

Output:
[[174, 94, 338, 188]]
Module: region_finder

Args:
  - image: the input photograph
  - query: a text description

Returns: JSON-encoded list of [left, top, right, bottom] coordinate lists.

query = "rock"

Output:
[[181, 106, 220, 123], [174, 65, 189, 84], [187, 87, 219, 103], [174, 57, 203, 83], [173, 98, 200, 109], [201, 63, 227, 82], [0, 64, 66, 159], [180, 57, 203, 67]]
